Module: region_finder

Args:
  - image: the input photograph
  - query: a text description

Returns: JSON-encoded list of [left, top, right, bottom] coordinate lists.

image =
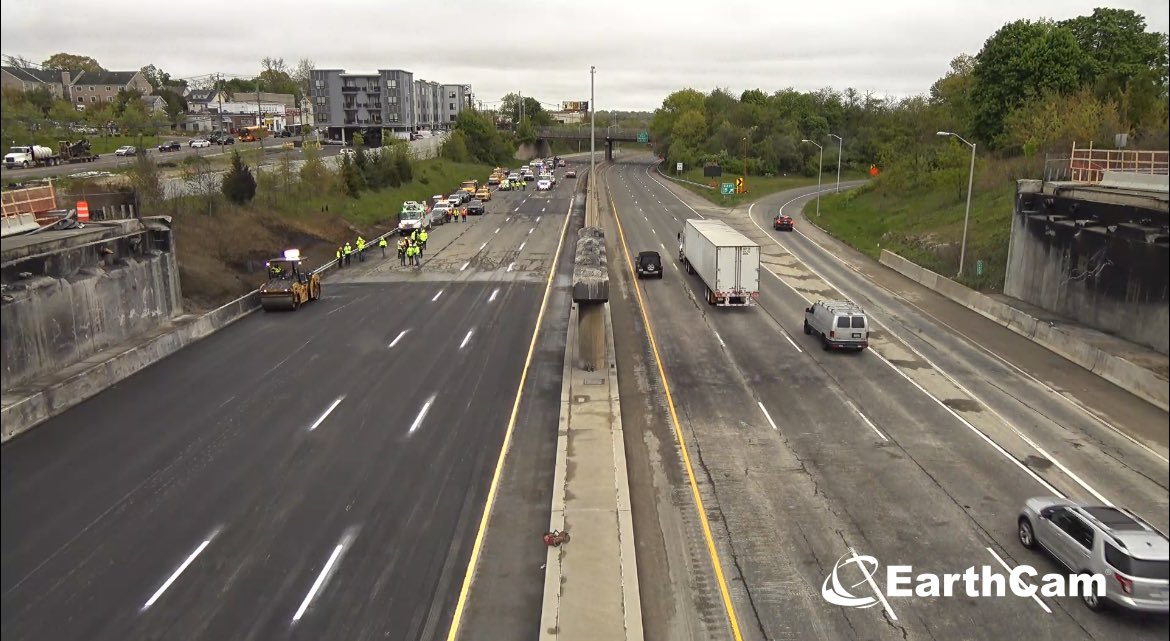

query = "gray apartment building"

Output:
[[310, 68, 470, 142]]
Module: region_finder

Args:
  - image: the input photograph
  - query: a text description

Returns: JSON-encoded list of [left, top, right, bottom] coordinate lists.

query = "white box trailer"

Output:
[[677, 218, 760, 306]]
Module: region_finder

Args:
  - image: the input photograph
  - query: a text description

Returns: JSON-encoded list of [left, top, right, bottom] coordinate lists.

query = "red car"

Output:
[[774, 214, 794, 231]]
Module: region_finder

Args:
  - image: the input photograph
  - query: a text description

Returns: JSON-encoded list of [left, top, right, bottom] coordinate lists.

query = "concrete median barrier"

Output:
[[879, 249, 1169, 411]]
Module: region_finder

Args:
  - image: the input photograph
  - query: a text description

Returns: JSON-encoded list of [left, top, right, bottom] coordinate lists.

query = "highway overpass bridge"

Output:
[[535, 127, 650, 160]]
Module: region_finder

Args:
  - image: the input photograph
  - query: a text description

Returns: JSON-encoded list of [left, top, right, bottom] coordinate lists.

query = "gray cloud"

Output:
[[2, 0, 1166, 110]]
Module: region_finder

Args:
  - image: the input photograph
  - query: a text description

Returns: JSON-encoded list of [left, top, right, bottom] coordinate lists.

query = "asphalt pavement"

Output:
[[0, 160, 581, 641], [601, 156, 1169, 641]]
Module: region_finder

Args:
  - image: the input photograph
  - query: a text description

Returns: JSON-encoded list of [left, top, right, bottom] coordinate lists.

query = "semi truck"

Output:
[[4, 145, 57, 169], [677, 218, 760, 306]]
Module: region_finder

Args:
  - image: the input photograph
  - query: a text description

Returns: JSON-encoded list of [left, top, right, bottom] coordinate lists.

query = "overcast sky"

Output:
[[2, 0, 1166, 111]]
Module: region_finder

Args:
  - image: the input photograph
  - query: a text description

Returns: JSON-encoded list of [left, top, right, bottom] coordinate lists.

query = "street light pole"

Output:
[[742, 137, 748, 191], [937, 131, 976, 277], [828, 133, 842, 193], [590, 66, 595, 184], [801, 139, 823, 217]]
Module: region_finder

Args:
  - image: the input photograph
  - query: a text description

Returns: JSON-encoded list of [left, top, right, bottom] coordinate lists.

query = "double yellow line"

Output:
[[602, 164, 746, 641]]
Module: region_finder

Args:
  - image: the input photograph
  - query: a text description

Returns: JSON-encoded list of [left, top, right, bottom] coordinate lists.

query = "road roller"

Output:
[[259, 249, 321, 311]]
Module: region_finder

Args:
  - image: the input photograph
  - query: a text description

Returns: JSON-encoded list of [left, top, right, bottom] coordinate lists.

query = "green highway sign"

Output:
[[720, 183, 735, 195], [637, 131, 649, 143]]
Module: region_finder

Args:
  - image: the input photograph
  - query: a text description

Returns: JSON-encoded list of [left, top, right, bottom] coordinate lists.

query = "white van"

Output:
[[804, 300, 869, 351]]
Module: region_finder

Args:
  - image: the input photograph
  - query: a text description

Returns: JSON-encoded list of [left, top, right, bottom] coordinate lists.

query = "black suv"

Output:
[[157, 140, 181, 152], [636, 251, 663, 279], [467, 200, 486, 215]]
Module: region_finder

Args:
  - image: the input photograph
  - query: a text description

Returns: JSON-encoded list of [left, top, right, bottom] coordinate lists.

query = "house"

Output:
[[141, 95, 167, 114], [0, 66, 153, 107]]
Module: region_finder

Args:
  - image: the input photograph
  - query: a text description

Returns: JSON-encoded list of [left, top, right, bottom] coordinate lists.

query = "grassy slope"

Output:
[[664, 165, 867, 207], [806, 170, 1017, 292], [172, 157, 495, 309]]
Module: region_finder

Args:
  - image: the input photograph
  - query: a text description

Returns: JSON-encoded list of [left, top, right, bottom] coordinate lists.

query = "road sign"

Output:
[[735, 177, 746, 194], [869, 164, 879, 177], [976, 260, 985, 277], [720, 183, 735, 195], [637, 131, 649, 143], [676, 162, 683, 172]]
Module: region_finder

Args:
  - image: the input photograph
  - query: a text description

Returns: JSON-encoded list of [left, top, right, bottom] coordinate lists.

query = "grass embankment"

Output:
[[807, 157, 1032, 292], [664, 166, 866, 207], [169, 157, 495, 309]]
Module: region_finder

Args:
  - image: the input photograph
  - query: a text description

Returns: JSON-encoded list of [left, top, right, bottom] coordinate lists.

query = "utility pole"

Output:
[[590, 65, 595, 185], [257, 75, 264, 152], [216, 73, 224, 135]]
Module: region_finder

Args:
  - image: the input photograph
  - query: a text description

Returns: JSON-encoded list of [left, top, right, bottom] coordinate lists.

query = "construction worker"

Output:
[[343, 241, 353, 266], [419, 229, 428, 252], [461, 206, 467, 222], [356, 236, 366, 262], [407, 241, 420, 266], [410, 229, 420, 244], [379, 236, 388, 258], [397, 238, 408, 266], [269, 263, 284, 278], [521, 179, 527, 191], [335, 247, 343, 269]]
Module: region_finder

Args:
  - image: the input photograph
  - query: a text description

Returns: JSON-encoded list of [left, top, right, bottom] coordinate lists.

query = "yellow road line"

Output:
[[444, 173, 582, 641], [603, 165, 745, 641]]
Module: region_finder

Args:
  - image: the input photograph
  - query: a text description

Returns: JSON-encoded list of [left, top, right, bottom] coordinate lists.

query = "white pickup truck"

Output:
[[678, 218, 760, 306]]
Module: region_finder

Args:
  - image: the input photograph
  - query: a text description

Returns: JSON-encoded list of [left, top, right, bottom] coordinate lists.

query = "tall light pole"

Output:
[[938, 131, 976, 277], [742, 136, 748, 191], [828, 133, 843, 193], [589, 66, 595, 183], [801, 139, 823, 217]]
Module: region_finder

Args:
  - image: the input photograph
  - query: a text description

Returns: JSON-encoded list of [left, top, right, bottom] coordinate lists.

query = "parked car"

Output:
[[447, 195, 462, 209], [430, 204, 450, 225], [636, 251, 663, 279], [774, 214, 794, 231], [339, 147, 357, 158], [565, 169, 577, 178], [158, 140, 181, 152], [1018, 497, 1169, 613], [467, 199, 486, 216], [189, 138, 211, 148], [114, 146, 138, 157], [536, 179, 552, 191], [219, 136, 235, 145]]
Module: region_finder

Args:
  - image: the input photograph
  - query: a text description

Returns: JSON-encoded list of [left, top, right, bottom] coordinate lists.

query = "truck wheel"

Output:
[[22, 161, 30, 168], [822, 335, 830, 351], [803, 320, 811, 335]]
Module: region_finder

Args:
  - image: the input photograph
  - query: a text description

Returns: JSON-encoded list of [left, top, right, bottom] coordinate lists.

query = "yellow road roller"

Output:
[[259, 249, 321, 311]]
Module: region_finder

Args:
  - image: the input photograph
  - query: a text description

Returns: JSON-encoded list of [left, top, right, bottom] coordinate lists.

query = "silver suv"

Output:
[[1017, 497, 1169, 613]]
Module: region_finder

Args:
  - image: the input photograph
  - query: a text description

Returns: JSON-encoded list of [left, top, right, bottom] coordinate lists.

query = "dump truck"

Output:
[[259, 249, 321, 311], [4, 144, 58, 169], [677, 218, 760, 306]]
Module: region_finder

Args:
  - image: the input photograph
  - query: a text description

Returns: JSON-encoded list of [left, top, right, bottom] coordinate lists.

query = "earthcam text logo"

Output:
[[822, 550, 1105, 612]]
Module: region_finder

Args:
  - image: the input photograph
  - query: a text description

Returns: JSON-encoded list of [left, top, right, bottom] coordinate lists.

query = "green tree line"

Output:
[[651, 7, 1167, 186]]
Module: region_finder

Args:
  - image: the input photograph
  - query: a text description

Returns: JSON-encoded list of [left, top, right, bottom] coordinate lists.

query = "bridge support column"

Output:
[[605, 139, 614, 162]]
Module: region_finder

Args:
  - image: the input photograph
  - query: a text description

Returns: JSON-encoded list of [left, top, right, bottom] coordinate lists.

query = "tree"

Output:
[[291, 58, 315, 103], [49, 100, 82, 127], [516, 118, 536, 144], [183, 155, 220, 215], [155, 89, 188, 128], [441, 130, 471, 162], [129, 153, 165, 213], [222, 150, 257, 204], [1004, 88, 1123, 155], [41, 53, 103, 72], [453, 109, 514, 164], [1061, 8, 1169, 99], [140, 64, 174, 90], [970, 19, 1092, 145], [500, 93, 553, 126], [3, 54, 33, 67], [25, 87, 54, 116], [338, 154, 366, 197], [929, 54, 976, 132]]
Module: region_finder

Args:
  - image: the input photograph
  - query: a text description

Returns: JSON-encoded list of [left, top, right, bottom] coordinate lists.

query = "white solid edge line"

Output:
[[712, 329, 726, 348], [309, 396, 345, 431], [408, 394, 437, 435], [460, 262, 470, 271], [292, 530, 356, 622], [489, 288, 499, 302], [782, 333, 803, 353], [985, 547, 1052, 614], [758, 402, 779, 431], [645, 163, 704, 218], [432, 289, 444, 302], [460, 328, 475, 349], [388, 330, 408, 348], [850, 547, 898, 621], [846, 401, 888, 441], [142, 531, 218, 610], [748, 194, 1099, 504]]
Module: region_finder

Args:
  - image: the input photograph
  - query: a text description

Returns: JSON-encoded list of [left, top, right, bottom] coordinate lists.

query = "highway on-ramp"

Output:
[[602, 157, 1168, 641], [0, 163, 581, 641]]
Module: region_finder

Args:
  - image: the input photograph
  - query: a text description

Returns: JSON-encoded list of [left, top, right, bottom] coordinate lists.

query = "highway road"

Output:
[[0, 161, 582, 641], [601, 156, 1169, 641]]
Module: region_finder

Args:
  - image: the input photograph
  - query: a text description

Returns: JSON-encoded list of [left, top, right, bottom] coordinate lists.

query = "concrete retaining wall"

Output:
[[1, 290, 259, 442], [879, 249, 1168, 411], [2, 250, 182, 389]]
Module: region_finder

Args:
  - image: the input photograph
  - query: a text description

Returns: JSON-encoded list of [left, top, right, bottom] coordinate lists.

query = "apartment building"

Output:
[[1, 67, 152, 107], [309, 67, 470, 141]]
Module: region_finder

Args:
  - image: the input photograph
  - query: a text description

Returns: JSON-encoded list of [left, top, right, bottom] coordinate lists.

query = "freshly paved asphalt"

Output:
[[602, 157, 1169, 641], [0, 161, 581, 641]]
